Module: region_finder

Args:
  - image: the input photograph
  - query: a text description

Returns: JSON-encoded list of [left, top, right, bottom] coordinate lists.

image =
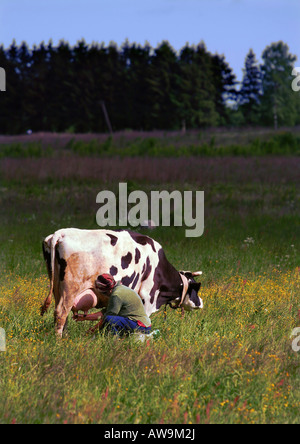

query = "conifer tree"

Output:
[[146, 41, 179, 129], [260, 41, 297, 128], [211, 54, 238, 125], [177, 43, 218, 128], [238, 49, 262, 124]]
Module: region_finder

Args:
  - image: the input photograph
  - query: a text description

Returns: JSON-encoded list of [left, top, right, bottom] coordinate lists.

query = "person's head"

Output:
[[95, 273, 116, 295]]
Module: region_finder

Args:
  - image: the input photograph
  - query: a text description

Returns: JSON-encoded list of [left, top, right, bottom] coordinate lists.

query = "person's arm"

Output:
[[86, 294, 123, 335], [86, 316, 105, 335], [73, 311, 104, 322]]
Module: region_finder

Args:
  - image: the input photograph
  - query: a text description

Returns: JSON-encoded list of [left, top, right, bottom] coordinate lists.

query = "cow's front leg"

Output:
[[41, 294, 52, 316]]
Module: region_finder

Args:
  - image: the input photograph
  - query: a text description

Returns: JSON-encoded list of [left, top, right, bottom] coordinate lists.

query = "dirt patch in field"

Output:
[[1, 156, 299, 185]]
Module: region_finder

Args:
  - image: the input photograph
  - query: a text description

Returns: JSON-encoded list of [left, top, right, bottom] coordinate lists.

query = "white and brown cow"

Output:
[[41, 228, 203, 336]]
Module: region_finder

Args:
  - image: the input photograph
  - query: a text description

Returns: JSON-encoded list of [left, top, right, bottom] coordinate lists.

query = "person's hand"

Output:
[[86, 319, 104, 335], [73, 313, 85, 322]]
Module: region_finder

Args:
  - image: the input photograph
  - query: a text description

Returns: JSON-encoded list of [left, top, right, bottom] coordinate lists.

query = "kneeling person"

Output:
[[95, 273, 151, 336]]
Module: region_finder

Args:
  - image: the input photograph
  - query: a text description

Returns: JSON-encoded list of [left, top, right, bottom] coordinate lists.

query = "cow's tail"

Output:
[[40, 231, 61, 316]]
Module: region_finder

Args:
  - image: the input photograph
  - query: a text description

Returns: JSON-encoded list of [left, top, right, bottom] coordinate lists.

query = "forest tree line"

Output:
[[0, 39, 299, 134]]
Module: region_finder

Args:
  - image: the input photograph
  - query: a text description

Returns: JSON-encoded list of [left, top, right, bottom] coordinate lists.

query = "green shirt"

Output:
[[105, 283, 151, 328]]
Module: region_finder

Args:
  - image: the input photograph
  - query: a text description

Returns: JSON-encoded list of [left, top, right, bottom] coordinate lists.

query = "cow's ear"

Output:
[[192, 271, 202, 277], [190, 282, 201, 292]]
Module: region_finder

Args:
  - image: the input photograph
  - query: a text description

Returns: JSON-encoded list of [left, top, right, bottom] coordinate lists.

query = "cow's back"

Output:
[[49, 228, 162, 296]]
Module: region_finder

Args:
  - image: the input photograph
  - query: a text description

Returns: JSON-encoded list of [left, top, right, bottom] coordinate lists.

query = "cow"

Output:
[[41, 228, 203, 337]]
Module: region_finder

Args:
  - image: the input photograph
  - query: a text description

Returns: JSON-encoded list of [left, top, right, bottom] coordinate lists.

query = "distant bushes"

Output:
[[0, 131, 299, 159], [0, 142, 54, 158], [246, 132, 300, 155]]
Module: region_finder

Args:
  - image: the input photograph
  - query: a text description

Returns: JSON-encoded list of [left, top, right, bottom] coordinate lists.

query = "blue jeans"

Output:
[[104, 315, 151, 336]]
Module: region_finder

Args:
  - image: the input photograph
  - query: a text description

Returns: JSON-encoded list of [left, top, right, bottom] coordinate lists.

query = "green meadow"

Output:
[[0, 131, 299, 424]]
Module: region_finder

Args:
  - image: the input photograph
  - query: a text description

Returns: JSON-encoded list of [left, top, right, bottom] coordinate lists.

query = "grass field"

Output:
[[0, 131, 299, 424]]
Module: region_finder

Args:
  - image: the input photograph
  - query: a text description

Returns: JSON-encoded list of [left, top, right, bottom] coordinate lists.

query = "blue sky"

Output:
[[0, 0, 299, 80]]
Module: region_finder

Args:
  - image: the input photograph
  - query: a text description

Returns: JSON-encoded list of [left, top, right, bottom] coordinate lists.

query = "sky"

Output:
[[0, 0, 299, 81]]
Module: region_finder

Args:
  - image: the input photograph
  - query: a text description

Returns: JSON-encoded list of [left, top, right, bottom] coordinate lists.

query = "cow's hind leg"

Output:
[[55, 307, 72, 338], [54, 296, 73, 338], [40, 293, 52, 316]]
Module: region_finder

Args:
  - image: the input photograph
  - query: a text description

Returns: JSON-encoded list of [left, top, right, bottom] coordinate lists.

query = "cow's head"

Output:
[[177, 270, 203, 311]]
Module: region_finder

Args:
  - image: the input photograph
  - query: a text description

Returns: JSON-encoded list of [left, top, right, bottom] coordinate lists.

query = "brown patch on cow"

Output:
[[65, 252, 96, 291], [59, 251, 110, 310], [121, 252, 132, 269], [106, 233, 118, 246], [128, 231, 156, 253]]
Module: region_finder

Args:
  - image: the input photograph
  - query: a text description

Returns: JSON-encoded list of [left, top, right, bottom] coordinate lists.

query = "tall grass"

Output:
[[1, 156, 300, 185]]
